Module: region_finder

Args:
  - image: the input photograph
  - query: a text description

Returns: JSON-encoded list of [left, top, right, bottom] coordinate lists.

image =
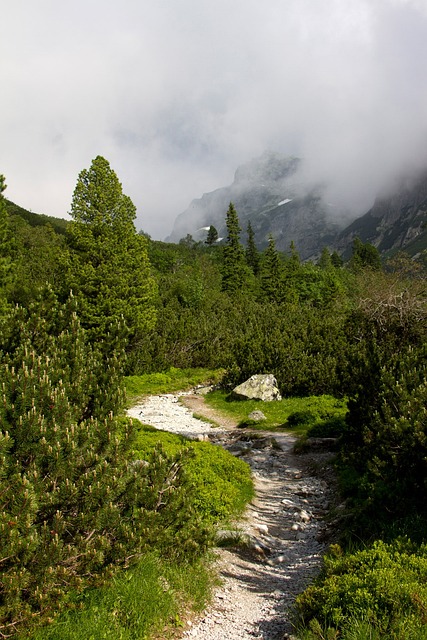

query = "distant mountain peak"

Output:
[[167, 151, 346, 259], [233, 151, 300, 185]]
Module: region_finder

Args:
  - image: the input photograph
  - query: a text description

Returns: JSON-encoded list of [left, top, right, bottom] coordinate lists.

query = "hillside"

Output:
[[334, 170, 427, 259], [169, 152, 427, 261], [5, 198, 69, 235]]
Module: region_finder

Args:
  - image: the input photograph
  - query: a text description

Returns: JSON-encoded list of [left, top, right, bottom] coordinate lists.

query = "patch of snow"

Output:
[[278, 199, 292, 206], [197, 226, 211, 231]]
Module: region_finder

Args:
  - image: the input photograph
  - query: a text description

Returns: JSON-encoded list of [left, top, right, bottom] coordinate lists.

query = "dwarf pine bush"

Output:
[[0, 292, 211, 637]]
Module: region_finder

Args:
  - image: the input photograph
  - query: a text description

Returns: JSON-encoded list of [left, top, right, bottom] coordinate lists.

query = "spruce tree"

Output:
[[221, 202, 247, 293], [245, 221, 260, 275], [349, 237, 381, 271], [261, 234, 283, 302], [331, 250, 343, 268], [66, 156, 156, 345], [205, 225, 219, 245], [318, 247, 332, 270], [288, 240, 301, 272]]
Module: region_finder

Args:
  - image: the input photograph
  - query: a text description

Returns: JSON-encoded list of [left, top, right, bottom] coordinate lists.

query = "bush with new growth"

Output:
[[0, 293, 211, 637]]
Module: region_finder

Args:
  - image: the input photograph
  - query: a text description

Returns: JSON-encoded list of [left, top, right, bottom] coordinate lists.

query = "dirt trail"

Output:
[[127, 392, 335, 640]]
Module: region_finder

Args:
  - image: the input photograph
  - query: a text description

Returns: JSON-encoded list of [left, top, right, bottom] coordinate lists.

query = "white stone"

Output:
[[255, 523, 269, 535]]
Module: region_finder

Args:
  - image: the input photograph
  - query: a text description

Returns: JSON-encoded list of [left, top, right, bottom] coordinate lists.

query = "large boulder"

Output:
[[231, 374, 282, 402]]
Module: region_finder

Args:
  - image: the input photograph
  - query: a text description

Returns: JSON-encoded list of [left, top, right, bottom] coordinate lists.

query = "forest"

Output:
[[1, 157, 427, 639]]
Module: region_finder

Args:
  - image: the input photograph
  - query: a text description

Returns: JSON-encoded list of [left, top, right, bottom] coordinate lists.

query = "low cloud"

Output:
[[1, 0, 427, 237]]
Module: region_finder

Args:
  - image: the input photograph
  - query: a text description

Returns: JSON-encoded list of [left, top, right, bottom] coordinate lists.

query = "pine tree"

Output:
[[318, 247, 332, 270], [221, 203, 247, 293], [331, 250, 343, 268], [349, 237, 381, 271], [245, 221, 260, 275], [205, 225, 219, 245], [288, 240, 301, 272], [66, 156, 156, 345], [278, 241, 301, 304]]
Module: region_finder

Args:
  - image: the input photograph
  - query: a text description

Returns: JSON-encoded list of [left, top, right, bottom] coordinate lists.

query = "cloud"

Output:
[[1, 0, 427, 238]]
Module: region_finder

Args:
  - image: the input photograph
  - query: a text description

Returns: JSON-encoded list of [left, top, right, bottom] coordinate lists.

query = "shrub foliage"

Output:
[[296, 540, 427, 637], [0, 295, 211, 637]]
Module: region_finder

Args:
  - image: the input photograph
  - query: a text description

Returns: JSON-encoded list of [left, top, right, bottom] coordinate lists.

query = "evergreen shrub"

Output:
[[0, 295, 211, 637], [296, 539, 427, 638]]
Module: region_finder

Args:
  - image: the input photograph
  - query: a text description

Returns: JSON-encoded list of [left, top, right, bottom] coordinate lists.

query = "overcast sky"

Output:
[[2, 0, 427, 238]]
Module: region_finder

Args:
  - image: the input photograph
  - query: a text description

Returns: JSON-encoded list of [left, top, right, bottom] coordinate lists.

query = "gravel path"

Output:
[[127, 392, 335, 640]]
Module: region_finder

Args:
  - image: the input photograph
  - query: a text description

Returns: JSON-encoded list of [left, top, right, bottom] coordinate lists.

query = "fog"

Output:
[[2, 0, 427, 238]]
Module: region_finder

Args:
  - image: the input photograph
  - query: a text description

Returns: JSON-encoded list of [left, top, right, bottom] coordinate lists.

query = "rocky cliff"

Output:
[[334, 170, 427, 258]]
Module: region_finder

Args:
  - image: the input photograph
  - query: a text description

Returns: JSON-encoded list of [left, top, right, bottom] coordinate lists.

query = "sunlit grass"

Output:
[[124, 367, 225, 405], [203, 390, 347, 436], [27, 552, 217, 640], [132, 423, 254, 524]]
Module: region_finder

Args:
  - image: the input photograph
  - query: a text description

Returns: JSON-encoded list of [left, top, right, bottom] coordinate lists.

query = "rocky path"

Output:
[[127, 391, 335, 640]]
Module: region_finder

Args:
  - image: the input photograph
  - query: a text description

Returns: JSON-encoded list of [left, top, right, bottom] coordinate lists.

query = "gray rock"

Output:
[[248, 410, 267, 421], [251, 436, 278, 450], [194, 385, 213, 395], [231, 374, 282, 402]]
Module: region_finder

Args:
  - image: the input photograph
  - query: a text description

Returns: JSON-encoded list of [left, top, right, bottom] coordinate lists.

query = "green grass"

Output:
[[132, 423, 254, 524], [27, 552, 217, 640], [124, 367, 225, 405], [203, 390, 347, 437]]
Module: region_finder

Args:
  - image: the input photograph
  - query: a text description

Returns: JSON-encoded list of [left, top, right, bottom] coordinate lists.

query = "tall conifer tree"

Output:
[[261, 234, 283, 302], [221, 202, 247, 293], [205, 225, 219, 245], [67, 156, 156, 344]]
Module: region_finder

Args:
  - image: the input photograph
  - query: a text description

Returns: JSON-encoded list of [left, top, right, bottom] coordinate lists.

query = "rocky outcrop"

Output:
[[335, 169, 427, 258], [168, 151, 427, 262], [231, 374, 282, 402]]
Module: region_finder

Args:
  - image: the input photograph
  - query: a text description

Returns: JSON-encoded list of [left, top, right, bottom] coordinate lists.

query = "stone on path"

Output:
[[248, 410, 267, 421]]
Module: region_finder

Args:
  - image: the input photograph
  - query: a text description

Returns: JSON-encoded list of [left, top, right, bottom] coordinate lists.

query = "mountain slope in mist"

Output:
[[169, 151, 427, 261], [167, 151, 348, 260], [335, 170, 427, 259]]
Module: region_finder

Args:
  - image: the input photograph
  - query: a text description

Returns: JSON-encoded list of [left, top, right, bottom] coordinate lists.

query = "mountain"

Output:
[[169, 151, 427, 261], [334, 170, 427, 259], [167, 151, 349, 260]]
